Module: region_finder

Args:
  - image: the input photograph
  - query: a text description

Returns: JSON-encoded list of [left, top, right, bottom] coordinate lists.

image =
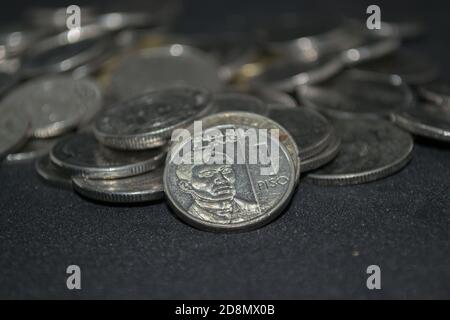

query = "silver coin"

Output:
[[110, 45, 222, 101], [175, 111, 301, 184], [298, 70, 414, 119], [354, 50, 439, 85], [0, 70, 20, 97], [246, 85, 297, 107], [94, 86, 212, 150], [211, 93, 268, 115], [301, 133, 341, 173], [392, 101, 450, 142], [164, 124, 297, 231], [21, 25, 110, 77], [267, 105, 333, 160], [418, 80, 450, 106], [0, 24, 44, 58], [5, 136, 59, 163], [306, 119, 413, 186], [72, 166, 164, 203], [50, 133, 165, 179], [35, 155, 72, 189], [0, 110, 29, 160], [27, 6, 97, 31], [250, 55, 344, 92], [346, 18, 425, 40], [1, 75, 102, 138]]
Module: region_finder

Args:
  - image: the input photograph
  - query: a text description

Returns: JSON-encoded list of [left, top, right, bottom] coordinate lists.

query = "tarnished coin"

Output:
[[0, 110, 29, 160], [1, 75, 102, 138], [354, 50, 439, 85], [73, 166, 164, 203], [298, 70, 414, 119], [50, 133, 165, 179], [267, 105, 333, 159], [306, 119, 413, 186], [211, 93, 268, 115], [301, 133, 341, 173], [176, 111, 301, 183], [418, 80, 450, 106], [110, 45, 221, 101], [35, 155, 72, 189], [5, 137, 59, 163], [164, 124, 297, 231], [94, 86, 211, 150], [392, 101, 450, 142], [250, 55, 344, 92]]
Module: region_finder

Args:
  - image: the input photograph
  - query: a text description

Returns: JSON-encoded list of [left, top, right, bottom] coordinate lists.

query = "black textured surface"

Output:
[[1, 0, 450, 299]]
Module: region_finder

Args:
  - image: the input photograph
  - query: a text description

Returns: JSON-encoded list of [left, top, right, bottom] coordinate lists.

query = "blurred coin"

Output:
[[392, 101, 450, 142], [50, 133, 165, 179], [354, 50, 439, 85], [301, 133, 341, 173], [298, 70, 414, 119], [0, 69, 20, 97], [73, 166, 164, 203], [5, 137, 59, 163], [94, 86, 211, 150], [35, 154, 72, 189], [250, 56, 344, 92], [110, 45, 221, 101], [164, 123, 297, 231], [21, 25, 111, 77], [418, 80, 450, 106], [246, 85, 297, 107], [26, 6, 97, 31], [0, 25, 44, 58], [0, 110, 29, 160], [211, 93, 268, 115], [306, 119, 413, 185], [1, 75, 102, 138], [347, 18, 425, 40], [267, 105, 333, 159]]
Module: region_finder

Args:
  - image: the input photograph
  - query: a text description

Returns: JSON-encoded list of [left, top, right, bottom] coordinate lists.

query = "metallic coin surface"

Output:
[[110, 45, 221, 101], [247, 85, 297, 107], [50, 133, 165, 179], [94, 87, 211, 149], [1, 75, 102, 138], [306, 119, 413, 185], [0, 70, 20, 96], [250, 56, 344, 91], [418, 80, 450, 106], [73, 166, 164, 203], [301, 133, 341, 173], [354, 51, 439, 85], [298, 70, 414, 119], [35, 155, 72, 189], [392, 101, 450, 142], [267, 105, 333, 159], [164, 124, 297, 231], [211, 93, 268, 115], [0, 110, 29, 159], [5, 137, 59, 163], [176, 111, 301, 183]]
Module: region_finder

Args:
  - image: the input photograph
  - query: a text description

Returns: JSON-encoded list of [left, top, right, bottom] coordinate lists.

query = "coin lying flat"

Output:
[[35, 155, 72, 189], [354, 50, 439, 85], [246, 85, 297, 107], [164, 124, 297, 231], [211, 93, 268, 115], [0, 110, 29, 160], [1, 75, 102, 138], [418, 80, 450, 106], [50, 133, 165, 179], [250, 55, 344, 92], [306, 119, 413, 186], [73, 166, 164, 203], [298, 70, 414, 119], [110, 45, 222, 101], [267, 105, 333, 159], [5, 136, 59, 163], [301, 133, 341, 173], [392, 101, 450, 142], [176, 111, 301, 184], [94, 86, 211, 150]]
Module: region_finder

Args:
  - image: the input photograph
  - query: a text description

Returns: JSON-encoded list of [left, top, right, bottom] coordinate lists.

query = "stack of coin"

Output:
[[0, 4, 449, 232]]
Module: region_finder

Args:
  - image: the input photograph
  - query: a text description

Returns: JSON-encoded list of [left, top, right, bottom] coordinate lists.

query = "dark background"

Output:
[[1, 0, 449, 299]]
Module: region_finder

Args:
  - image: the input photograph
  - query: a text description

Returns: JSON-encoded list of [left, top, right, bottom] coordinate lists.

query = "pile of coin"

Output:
[[1, 4, 449, 232]]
